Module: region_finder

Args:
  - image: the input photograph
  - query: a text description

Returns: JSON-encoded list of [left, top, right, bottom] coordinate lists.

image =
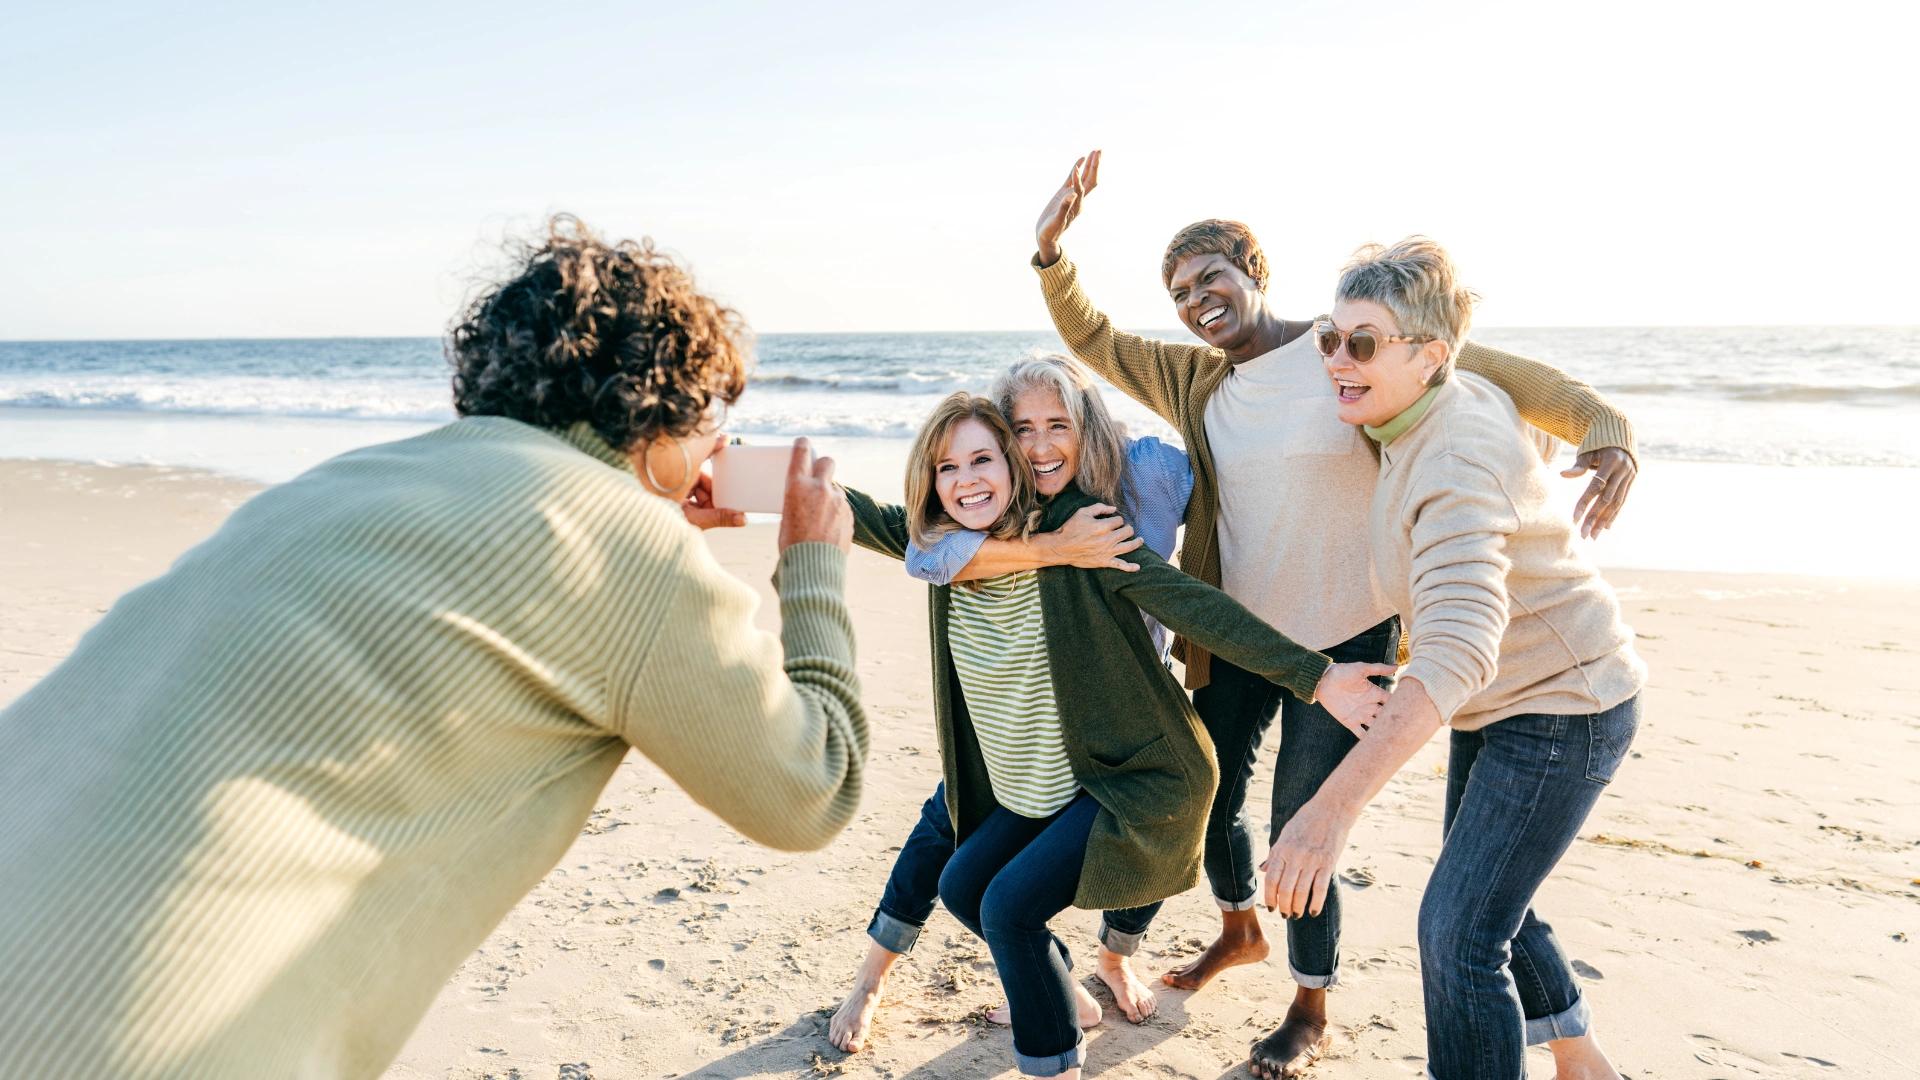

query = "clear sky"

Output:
[[1, 0, 1913, 339]]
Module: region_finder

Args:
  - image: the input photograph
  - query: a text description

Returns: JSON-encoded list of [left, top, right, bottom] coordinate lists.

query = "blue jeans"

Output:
[[868, 783, 1160, 957], [938, 792, 1103, 1077], [1192, 616, 1398, 987], [1420, 696, 1640, 1080]]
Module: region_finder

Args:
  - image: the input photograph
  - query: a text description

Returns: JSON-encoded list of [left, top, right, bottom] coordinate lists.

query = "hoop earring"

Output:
[[639, 438, 694, 497]]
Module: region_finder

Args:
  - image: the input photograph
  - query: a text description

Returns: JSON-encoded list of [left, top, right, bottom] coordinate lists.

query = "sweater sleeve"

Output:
[[610, 539, 867, 852], [841, 486, 911, 562], [1457, 341, 1637, 461], [1397, 454, 1520, 721], [904, 528, 989, 586], [1094, 547, 1331, 702], [1035, 252, 1211, 430]]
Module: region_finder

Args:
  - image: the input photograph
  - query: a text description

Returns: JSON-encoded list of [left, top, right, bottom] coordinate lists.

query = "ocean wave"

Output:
[[750, 370, 976, 393], [0, 387, 454, 423], [1604, 381, 1920, 404]]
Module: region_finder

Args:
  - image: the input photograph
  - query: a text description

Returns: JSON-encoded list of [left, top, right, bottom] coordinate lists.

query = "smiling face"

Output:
[[1008, 386, 1081, 497], [933, 417, 1015, 529], [1167, 253, 1264, 353], [1322, 298, 1446, 427]]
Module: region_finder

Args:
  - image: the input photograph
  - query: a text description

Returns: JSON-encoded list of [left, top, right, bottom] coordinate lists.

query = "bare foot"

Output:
[[828, 941, 901, 1053], [1247, 997, 1329, 1078], [1096, 947, 1157, 1023], [1162, 907, 1269, 991], [1548, 1032, 1623, 1080], [985, 982, 1102, 1029]]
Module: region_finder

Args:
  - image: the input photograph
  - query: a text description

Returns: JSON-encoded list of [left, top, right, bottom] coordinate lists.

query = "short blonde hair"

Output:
[[903, 393, 1039, 549], [1335, 236, 1477, 383], [989, 353, 1134, 513], [1162, 219, 1269, 292]]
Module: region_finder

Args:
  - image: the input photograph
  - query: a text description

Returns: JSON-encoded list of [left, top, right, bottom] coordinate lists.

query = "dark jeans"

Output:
[[1193, 615, 1398, 987], [938, 792, 1101, 1077], [1421, 696, 1640, 1080], [868, 783, 1159, 958]]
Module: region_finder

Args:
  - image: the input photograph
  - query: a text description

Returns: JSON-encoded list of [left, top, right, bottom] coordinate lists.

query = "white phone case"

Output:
[[711, 443, 798, 515]]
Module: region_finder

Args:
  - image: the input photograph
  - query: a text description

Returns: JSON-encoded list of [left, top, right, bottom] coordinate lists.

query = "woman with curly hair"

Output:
[[0, 216, 866, 1079]]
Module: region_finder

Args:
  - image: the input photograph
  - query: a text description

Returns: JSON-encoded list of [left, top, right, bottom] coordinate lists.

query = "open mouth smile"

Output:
[[1198, 306, 1228, 329], [1032, 461, 1064, 476], [957, 491, 994, 508], [1335, 379, 1371, 403]]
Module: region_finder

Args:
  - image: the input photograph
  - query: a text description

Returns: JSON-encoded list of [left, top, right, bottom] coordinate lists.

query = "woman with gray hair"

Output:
[[1262, 237, 1646, 1080]]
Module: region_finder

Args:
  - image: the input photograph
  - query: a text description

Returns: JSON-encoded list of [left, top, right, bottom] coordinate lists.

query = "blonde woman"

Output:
[[839, 393, 1391, 1078]]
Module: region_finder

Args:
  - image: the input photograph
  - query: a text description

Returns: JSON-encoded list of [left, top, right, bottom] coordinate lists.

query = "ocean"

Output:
[[2, 328, 1916, 578]]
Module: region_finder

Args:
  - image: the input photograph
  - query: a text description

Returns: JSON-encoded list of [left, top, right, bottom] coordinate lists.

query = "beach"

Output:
[[4, 457, 1914, 1078]]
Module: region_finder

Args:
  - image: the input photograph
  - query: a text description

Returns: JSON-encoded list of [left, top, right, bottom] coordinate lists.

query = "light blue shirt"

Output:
[[906, 435, 1195, 658]]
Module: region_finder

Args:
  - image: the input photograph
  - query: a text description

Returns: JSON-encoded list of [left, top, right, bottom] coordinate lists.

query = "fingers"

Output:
[[1113, 534, 1143, 554], [1360, 662, 1399, 678], [1070, 155, 1088, 196], [787, 437, 812, 481], [1572, 477, 1604, 528], [1085, 148, 1101, 191], [1105, 557, 1141, 572], [811, 453, 837, 485], [1084, 503, 1117, 516], [1307, 867, 1332, 918]]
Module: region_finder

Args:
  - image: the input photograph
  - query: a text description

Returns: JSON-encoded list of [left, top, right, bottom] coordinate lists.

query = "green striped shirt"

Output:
[[947, 571, 1077, 817]]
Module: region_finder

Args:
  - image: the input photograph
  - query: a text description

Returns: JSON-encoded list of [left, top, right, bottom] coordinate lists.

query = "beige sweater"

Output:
[[0, 417, 866, 1078], [1372, 374, 1646, 729]]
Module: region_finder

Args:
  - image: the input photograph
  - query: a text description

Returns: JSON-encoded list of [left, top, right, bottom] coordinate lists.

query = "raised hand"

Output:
[[1562, 447, 1636, 539], [1035, 149, 1100, 267], [1313, 662, 1397, 736]]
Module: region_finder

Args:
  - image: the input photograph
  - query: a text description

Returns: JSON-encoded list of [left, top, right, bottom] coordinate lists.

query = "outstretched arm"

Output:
[[1458, 341, 1638, 537], [840, 485, 911, 562], [1093, 548, 1392, 727]]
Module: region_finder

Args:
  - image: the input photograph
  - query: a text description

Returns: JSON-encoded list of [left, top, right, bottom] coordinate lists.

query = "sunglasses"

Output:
[[1312, 318, 1429, 364]]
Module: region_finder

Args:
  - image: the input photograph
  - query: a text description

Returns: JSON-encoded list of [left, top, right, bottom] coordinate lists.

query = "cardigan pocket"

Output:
[[1082, 735, 1189, 826]]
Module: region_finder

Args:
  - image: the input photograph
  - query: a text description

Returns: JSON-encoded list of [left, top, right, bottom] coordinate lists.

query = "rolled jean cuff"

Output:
[[1524, 992, 1591, 1045], [1097, 917, 1145, 957], [866, 908, 923, 955], [1215, 891, 1259, 912], [1015, 1033, 1085, 1077], [1289, 960, 1340, 990]]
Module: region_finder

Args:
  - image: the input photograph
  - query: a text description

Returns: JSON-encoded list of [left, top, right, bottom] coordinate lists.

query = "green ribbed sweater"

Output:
[[0, 417, 865, 1078], [1035, 252, 1638, 689]]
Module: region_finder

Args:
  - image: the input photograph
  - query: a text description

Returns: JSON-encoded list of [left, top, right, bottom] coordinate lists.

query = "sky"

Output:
[[1, 0, 1915, 339]]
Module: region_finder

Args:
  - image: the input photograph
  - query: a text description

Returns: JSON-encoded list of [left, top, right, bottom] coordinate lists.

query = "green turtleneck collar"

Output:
[[1364, 384, 1442, 446]]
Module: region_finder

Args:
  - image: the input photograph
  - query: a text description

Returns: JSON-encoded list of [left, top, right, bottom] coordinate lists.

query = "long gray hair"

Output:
[[989, 353, 1134, 512]]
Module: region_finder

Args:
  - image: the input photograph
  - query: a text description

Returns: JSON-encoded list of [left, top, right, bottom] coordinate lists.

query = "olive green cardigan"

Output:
[[847, 484, 1332, 910]]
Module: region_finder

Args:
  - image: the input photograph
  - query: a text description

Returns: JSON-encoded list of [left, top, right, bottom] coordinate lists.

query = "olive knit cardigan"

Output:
[[846, 483, 1331, 910]]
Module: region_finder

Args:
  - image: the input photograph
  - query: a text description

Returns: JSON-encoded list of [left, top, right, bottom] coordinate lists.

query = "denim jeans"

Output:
[[1192, 616, 1397, 987], [867, 783, 1160, 957], [1420, 696, 1640, 1080], [938, 792, 1102, 1077]]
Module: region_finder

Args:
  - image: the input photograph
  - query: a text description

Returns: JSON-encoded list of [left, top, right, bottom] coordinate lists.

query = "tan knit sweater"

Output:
[[1034, 251, 1638, 688], [1373, 374, 1646, 729], [0, 417, 866, 1078]]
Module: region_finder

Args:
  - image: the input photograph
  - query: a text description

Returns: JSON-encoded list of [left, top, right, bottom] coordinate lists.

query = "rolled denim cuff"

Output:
[[1097, 916, 1146, 957], [1014, 1032, 1085, 1077], [1524, 992, 1591, 1045], [1289, 960, 1340, 990], [1216, 891, 1259, 912], [866, 908, 923, 955]]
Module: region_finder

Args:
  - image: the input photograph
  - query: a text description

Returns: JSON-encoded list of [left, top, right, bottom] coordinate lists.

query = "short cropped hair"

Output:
[[1161, 219, 1269, 292], [449, 214, 749, 451], [1334, 236, 1478, 383]]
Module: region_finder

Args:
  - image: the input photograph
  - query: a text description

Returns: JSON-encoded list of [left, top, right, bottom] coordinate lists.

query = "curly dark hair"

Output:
[[449, 214, 749, 451], [1160, 219, 1269, 292]]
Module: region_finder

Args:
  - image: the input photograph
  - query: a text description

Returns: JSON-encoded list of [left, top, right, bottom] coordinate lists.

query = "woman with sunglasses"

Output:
[[1031, 152, 1639, 1078], [1264, 237, 1645, 1080]]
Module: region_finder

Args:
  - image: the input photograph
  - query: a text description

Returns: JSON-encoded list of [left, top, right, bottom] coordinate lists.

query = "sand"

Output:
[[1, 458, 1915, 1079]]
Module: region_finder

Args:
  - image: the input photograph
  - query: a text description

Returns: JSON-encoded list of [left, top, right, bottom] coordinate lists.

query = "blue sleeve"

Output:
[[1127, 436, 1194, 518], [904, 528, 990, 585]]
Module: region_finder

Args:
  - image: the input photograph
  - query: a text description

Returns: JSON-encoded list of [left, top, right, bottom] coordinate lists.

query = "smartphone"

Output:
[[711, 442, 799, 514]]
